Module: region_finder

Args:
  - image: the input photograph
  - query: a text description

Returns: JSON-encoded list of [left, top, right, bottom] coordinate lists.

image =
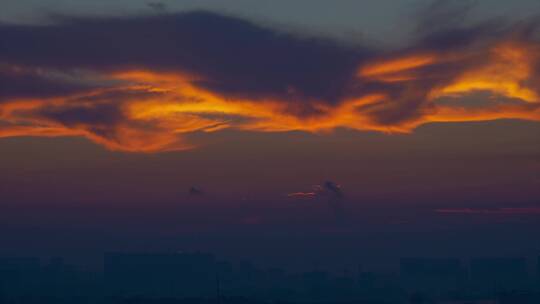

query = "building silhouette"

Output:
[[400, 258, 466, 296], [0, 257, 42, 299], [104, 252, 216, 298], [0, 252, 537, 303], [470, 257, 528, 292]]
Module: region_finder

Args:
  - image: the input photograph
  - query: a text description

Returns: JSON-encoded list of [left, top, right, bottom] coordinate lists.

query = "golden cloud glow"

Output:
[[431, 42, 540, 102], [1, 41, 539, 152], [359, 53, 438, 82]]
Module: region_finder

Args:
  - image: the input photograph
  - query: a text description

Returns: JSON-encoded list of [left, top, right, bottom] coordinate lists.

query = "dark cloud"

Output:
[[0, 11, 369, 105], [36, 103, 124, 127], [417, 20, 505, 51], [188, 186, 204, 196], [321, 181, 343, 199], [0, 67, 100, 102], [415, 0, 478, 35], [147, 2, 167, 13], [321, 181, 345, 223], [411, 1, 511, 53]]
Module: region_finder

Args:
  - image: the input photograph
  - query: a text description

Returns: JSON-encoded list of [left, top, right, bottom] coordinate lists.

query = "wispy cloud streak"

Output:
[[435, 207, 540, 215]]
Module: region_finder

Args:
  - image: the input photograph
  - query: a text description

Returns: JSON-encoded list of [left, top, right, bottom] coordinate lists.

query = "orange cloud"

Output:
[[359, 53, 439, 82], [430, 42, 540, 102], [1, 17, 540, 153]]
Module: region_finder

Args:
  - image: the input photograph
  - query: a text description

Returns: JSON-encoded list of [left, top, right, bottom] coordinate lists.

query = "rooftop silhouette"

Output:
[[0, 252, 538, 303]]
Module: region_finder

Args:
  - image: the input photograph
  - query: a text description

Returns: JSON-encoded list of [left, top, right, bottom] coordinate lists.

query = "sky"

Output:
[[0, 0, 539, 271]]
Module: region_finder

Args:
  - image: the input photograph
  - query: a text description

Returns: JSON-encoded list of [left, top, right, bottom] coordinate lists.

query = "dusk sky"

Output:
[[0, 0, 539, 271]]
